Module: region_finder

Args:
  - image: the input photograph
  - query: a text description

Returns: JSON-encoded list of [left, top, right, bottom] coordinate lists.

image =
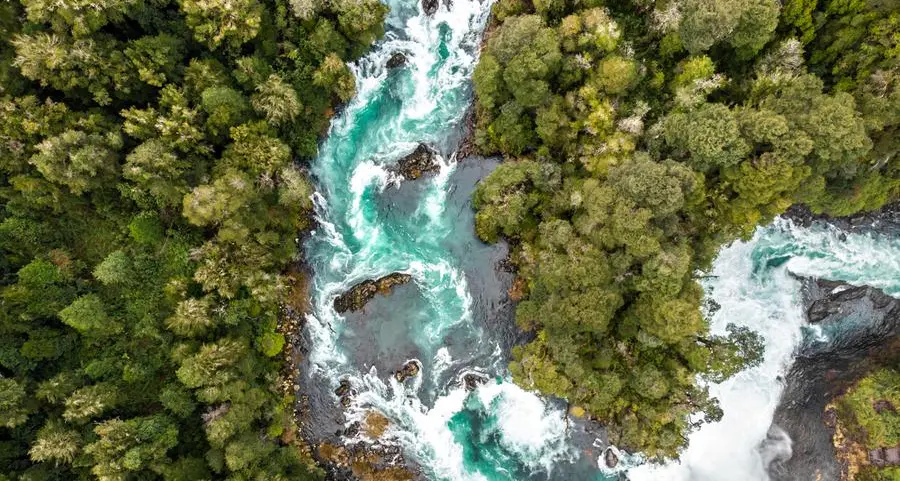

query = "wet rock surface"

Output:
[[386, 52, 407, 69], [334, 379, 355, 408], [319, 440, 418, 481], [604, 448, 619, 469], [784, 202, 900, 236], [394, 360, 421, 382], [769, 277, 900, 481], [333, 273, 413, 313], [803, 279, 895, 324], [393, 144, 440, 180], [462, 372, 488, 391], [422, 0, 439, 15]]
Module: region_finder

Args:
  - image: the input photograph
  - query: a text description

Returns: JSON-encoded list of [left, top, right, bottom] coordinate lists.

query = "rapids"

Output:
[[299, 0, 900, 478]]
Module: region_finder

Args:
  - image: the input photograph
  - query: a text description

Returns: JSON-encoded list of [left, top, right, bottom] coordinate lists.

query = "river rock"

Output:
[[422, 0, 439, 14], [386, 52, 407, 69], [769, 277, 900, 481], [801, 278, 896, 324], [342, 421, 360, 438], [394, 360, 421, 382], [393, 144, 440, 180], [463, 373, 488, 391], [333, 273, 413, 313], [603, 448, 619, 469], [334, 379, 351, 397]]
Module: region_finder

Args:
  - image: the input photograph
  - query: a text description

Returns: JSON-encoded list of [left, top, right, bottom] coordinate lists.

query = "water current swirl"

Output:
[[300, 0, 900, 478]]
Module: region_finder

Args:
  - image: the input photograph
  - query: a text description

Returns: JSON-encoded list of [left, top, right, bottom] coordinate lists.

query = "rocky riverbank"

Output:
[[784, 203, 900, 236], [769, 276, 900, 481]]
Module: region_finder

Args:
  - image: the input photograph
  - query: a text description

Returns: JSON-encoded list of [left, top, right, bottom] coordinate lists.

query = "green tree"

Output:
[[201, 86, 251, 137], [663, 103, 750, 172], [0, 378, 30, 428], [125, 34, 186, 88], [123, 139, 192, 208], [59, 294, 122, 336], [30, 127, 123, 194], [20, 0, 137, 36], [313, 53, 357, 102], [63, 382, 119, 423], [166, 297, 215, 337], [29, 421, 82, 465], [252, 75, 302, 125], [179, 0, 263, 49], [94, 250, 134, 286], [86, 415, 179, 479], [176, 338, 247, 388], [13, 33, 137, 104]]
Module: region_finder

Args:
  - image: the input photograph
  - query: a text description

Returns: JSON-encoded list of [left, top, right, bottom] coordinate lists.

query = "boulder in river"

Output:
[[393, 144, 440, 180], [394, 360, 421, 382], [462, 373, 488, 391], [603, 448, 619, 469], [422, 0, 439, 15], [334, 379, 352, 397], [333, 273, 413, 313], [386, 52, 407, 69]]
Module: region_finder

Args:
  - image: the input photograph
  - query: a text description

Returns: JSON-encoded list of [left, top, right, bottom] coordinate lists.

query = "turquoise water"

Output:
[[302, 0, 598, 478], [300, 0, 900, 478]]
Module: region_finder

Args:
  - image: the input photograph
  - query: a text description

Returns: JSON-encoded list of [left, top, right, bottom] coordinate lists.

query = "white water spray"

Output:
[[630, 219, 900, 481]]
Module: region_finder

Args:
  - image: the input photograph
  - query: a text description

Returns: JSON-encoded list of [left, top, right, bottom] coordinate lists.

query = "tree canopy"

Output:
[[473, 0, 899, 458], [0, 0, 387, 479]]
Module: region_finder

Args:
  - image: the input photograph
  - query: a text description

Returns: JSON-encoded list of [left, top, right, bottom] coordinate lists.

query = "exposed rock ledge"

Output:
[[333, 273, 413, 313], [394, 360, 421, 383], [804, 279, 897, 325], [769, 277, 900, 481], [386, 52, 407, 69], [784, 202, 900, 236], [392, 144, 440, 181]]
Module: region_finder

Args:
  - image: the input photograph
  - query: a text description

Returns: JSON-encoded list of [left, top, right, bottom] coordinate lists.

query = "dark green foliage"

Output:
[[835, 368, 900, 481], [473, 0, 900, 458], [837, 368, 900, 447], [0, 0, 387, 478]]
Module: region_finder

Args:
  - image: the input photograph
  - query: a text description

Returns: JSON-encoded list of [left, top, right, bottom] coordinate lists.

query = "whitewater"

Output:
[[300, 0, 900, 478]]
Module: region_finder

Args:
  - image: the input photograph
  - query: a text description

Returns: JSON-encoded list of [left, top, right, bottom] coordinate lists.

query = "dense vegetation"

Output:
[[836, 368, 900, 481], [471, 0, 900, 457], [0, 0, 387, 479]]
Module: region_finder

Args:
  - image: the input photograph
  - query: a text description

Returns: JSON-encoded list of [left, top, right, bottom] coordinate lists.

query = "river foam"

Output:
[[302, 0, 583, 477], [630, 219, 900, 481], [300, 0, 900, 476]]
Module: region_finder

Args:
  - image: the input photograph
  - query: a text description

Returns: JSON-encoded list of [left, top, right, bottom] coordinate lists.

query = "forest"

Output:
[[0, 0, 387, 479], [471, 0, 900, 459], [0, 0, 898, 476]]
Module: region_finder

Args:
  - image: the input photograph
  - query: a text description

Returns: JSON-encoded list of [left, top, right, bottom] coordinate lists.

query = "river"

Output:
[[300, 0, 900, 478]]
